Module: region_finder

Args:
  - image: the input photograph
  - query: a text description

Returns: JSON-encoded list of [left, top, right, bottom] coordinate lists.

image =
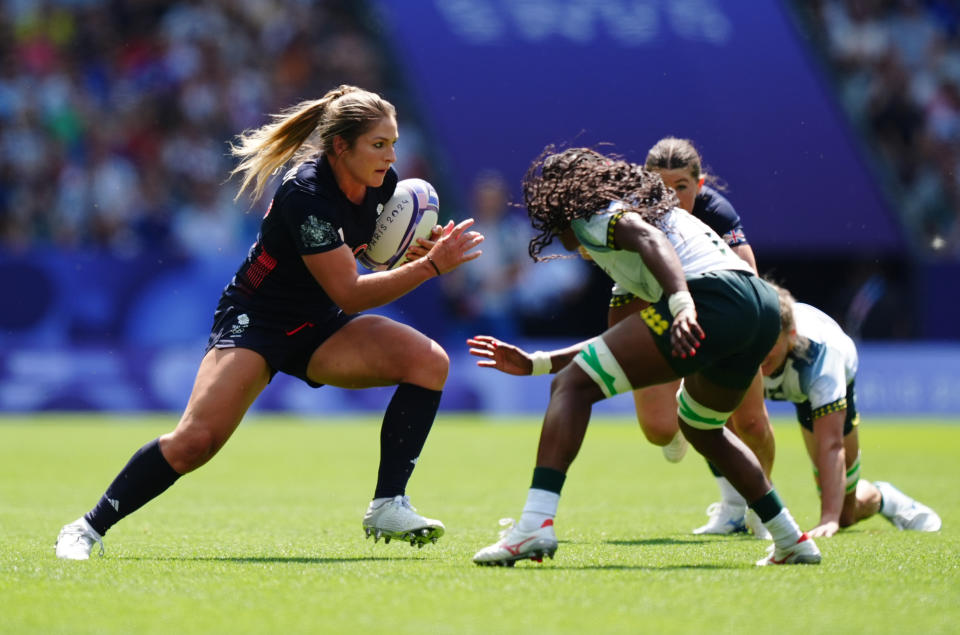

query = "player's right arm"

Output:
[[808, 410, 847, 538], [305, 219, 483, 314], [612, 212, 704, 357]]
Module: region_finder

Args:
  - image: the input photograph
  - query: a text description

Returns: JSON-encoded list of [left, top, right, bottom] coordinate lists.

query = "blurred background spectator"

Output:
[[791, 0, 960, 257], [439, 169, 595, 340], [1, 0, 958, 414], [0, 0, 428, 257]]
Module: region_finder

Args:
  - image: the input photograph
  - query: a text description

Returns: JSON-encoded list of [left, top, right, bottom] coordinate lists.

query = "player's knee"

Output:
[[730, 412, 770, 441], [398, 338, 448, 389], [419, 341, 449, 386], [550, 365, 600, 405], [570, 336, 632, 401], [161, 424, 220, 473], [638, 419, 678, 446]]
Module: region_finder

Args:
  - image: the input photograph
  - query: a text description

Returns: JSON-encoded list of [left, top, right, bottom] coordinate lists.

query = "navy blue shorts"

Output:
[[205, 302, 356, 388]]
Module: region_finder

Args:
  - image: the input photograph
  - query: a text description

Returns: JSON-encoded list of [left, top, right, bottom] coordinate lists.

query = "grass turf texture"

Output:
[[1, 414, 957, 635]]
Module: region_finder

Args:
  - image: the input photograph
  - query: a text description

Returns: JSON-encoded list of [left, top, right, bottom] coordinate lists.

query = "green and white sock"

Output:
[[765, 508, 804, 548]]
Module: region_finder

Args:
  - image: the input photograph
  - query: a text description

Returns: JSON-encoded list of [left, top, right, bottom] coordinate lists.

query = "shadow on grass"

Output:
[[605, 537, 713, 546], [604, 534, 762, 546], [479, 562, 740, 571], [117, 555, 401, 564]]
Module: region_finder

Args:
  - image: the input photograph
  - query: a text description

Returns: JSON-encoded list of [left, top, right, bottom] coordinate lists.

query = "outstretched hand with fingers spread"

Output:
[[423, 219, 484, 274], [467, 335, 533, 376]]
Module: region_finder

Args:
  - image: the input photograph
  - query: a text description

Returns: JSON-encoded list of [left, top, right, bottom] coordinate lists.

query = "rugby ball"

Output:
[[357, 178, 440, 271]]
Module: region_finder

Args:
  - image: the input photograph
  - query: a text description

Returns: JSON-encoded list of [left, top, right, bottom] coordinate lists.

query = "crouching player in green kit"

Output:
[[761, 284, 941, 537]]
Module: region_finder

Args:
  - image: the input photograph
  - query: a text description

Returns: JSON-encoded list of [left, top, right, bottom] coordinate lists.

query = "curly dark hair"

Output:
[[523, 146, 679, 261]]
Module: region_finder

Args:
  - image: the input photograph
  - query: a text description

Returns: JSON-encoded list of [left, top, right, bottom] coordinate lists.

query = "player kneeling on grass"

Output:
[[54, 85, 483, 560], [468, 147, 821, 567], [761, 284, 941, 536]]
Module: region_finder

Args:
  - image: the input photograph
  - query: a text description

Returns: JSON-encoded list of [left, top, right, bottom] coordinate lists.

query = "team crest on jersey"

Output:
[[300, 215, 339, 248], [230, 313, 250, 336]]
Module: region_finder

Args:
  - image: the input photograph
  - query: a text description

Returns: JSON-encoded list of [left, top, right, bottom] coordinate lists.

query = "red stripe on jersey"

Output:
[[246, 248, 277, 289]]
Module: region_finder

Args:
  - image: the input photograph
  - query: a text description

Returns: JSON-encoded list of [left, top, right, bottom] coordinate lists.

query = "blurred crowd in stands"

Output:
[[0, 0, 594, 339], [3, 0, 955, 346], [795, 0, 960, 258], [0, 0, 428, 257]]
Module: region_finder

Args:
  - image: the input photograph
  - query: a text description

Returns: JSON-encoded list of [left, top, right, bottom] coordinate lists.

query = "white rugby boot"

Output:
[[745, 508, 773, 540], [875, 481, 942, 532], [756, 532, 821, 566], [661, 430, 689, 463], [692, 502, 747, 535], [473, 518, 558, 566], [362, 495, 445, 547], [55, 517, 104, 560]]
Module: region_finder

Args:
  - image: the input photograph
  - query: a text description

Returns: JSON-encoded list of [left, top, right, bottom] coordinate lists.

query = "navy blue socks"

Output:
[[374, 383, 442, 498], [84, 438, 181, 536]]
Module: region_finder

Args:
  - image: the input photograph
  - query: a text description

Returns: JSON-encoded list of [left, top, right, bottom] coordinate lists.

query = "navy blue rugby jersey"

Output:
[[692, 185, 748, 248], [221, 154, 399, 321]]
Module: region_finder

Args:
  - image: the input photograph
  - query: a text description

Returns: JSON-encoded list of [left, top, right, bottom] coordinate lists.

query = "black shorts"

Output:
[[644, 270, 781, 390], [205, 302, 356, 388], [795, 381, 860, 435]]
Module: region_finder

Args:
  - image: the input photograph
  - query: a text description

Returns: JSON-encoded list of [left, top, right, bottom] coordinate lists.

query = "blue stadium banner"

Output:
[[371, 0, 904, 252]]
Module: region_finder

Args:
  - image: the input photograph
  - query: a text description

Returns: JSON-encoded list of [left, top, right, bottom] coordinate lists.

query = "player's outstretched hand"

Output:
[[807, 521, 839, 538], [669, 307, 705, 359], [468, 335, 533, 375], [426, 219, 484, 273]]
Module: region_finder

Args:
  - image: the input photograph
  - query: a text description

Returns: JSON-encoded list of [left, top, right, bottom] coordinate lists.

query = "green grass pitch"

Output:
[[1, 414, 957, 634]]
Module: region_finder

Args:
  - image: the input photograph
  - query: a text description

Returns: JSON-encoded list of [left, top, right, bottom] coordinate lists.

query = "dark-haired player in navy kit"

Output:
[[607, 137, 776, 539], [55, 85, 483, 560]]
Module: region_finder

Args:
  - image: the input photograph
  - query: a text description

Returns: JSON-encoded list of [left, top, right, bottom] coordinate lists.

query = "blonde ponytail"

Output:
[[229, 85, 394, 202]]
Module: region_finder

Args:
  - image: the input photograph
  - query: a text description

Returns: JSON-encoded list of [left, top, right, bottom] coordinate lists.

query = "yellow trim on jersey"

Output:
[[609, 293, 638, 308], [606, 210, 626, 249], [811, 397, 847, 421]]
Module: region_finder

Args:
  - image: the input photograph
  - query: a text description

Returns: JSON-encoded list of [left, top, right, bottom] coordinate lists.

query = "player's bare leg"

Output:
[[634, 381, 688, 461], [57, 349, 271, 559], [310, 315, 448, 547], [694, 371, 774, 537], [729, 372, 774, 476]]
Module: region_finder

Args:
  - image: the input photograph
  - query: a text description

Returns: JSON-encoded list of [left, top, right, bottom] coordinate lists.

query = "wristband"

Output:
[[425, 255, 442, 277], [667, 291, 695, 318], [529, 351, 552, 376]]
